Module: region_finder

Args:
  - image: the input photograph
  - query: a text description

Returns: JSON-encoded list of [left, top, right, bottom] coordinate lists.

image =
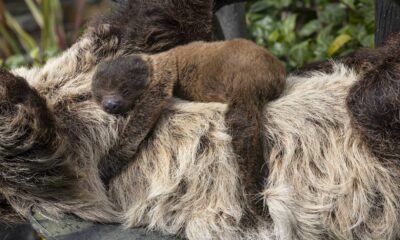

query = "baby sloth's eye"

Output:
[[122, 89, 130, 97]]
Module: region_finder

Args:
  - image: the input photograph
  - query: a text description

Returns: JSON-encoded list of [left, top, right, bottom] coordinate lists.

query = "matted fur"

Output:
[[0, 5, 400, 240], [265, 65, 400, 240], [106, 64, 400, 240]]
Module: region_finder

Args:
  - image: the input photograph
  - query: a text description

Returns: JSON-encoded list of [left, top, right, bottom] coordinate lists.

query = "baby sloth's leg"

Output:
[[225, 99, 265, 217], [168, 39, 286, 217], [222, 41, 286, 216]]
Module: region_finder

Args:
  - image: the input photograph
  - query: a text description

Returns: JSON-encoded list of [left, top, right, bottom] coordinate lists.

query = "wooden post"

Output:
[[375, 0, 400, 46]]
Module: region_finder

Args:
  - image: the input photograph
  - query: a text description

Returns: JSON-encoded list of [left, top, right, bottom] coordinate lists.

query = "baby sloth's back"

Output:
[[169, 39, 286, 103]]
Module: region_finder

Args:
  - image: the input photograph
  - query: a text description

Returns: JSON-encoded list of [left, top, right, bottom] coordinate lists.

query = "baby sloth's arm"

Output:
[[91, 55, 175, 184]]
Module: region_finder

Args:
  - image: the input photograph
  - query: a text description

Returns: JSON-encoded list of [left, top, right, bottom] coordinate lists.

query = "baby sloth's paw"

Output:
[[91, 55, 150, 115]]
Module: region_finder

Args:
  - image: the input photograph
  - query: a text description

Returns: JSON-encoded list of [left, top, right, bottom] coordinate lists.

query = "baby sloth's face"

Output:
[[91, 55, 150, 114]]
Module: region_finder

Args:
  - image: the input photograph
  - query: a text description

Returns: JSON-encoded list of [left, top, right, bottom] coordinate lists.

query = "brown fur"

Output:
[[91, 0, 213, 54], [346, 33, 400, 162], [91, 39, 286, 215]]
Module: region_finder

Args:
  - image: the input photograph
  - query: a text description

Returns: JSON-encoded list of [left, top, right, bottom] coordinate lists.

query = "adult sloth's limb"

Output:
[[0, 68, 80, 209], [346, 35, 400, 162]]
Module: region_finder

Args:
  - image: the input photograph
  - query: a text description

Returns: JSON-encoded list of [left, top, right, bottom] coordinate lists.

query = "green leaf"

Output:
[[268, 30, 280, 42], [4, 11, 38, 53], [360, 34, 374, 48], [271, 42, 287, 57], [29, 47, 40, 62], [0, 25, 21, 54], [299, 20, 321, 37], [248, 1, 269, 13], [317, 24, 334, 47], [41, 0, 51, 51], [341, 0, 356, 9], [5, 54, 26, 69], [41, 0, 59, 51], [25, 0, 44, 28], [265, 0, 293, 9], [289, 40, 311, 65], [319, 3, 346, 25], [328, 34, 352, 56], [281, 14, 297, 43], [43, 46, 59, 59]]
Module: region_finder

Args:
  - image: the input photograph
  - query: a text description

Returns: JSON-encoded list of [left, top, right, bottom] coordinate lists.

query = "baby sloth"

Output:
[[92, 39, 286, 213]]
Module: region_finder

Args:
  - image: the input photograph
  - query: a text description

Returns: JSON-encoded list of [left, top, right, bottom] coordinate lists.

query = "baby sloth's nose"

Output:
[[102, 98, 121, 114]]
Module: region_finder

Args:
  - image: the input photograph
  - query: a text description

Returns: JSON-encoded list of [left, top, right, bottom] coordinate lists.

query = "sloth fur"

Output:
[[0, 1, 399, 240]]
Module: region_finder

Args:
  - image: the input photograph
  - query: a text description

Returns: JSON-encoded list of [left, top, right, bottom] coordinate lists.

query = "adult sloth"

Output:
[[0, 2, 400, 240]]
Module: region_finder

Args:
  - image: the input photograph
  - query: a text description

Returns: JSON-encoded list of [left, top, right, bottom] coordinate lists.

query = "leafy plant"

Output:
[[1, 0, 374, 70], [247, 0, 375, 70], [0, 0, 86, 69]]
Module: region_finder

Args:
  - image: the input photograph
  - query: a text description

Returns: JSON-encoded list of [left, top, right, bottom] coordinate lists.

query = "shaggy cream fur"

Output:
[[3, 27, 399, 240], [107, 64, 400, 239], [265, 65, 400, 240]]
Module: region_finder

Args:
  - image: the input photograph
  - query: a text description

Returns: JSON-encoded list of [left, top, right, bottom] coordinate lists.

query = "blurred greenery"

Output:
[[0, 0, 65, 69], [1, 0, 375, 70], [0, 0, 89, 69], [246, 0, 375, 69]]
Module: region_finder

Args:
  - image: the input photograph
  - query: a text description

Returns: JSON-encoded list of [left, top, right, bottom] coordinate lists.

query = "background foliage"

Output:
[[1, 0, 64, 68], [247, 0, 375, 69], [1, 0, 375, 70], [0, 0, 91, 69]]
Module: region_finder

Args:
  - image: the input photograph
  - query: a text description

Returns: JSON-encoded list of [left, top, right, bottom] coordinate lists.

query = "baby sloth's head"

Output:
[[91, 55, 150, 114]]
